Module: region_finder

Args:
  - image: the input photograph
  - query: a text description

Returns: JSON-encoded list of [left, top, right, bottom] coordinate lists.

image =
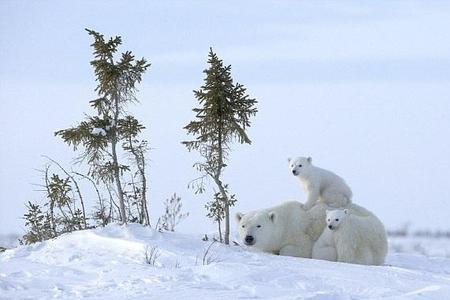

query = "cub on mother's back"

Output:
[[288, 157, 352, 210]]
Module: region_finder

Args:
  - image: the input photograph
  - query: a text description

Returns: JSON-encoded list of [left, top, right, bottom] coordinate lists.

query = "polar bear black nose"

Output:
[[292, 170, 297, 175], [328, 225, 333, 230], [245, 235, 255, 245]]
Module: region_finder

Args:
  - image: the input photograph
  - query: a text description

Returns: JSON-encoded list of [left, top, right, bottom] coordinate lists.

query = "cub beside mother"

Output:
[[235, 201, 387, 265]]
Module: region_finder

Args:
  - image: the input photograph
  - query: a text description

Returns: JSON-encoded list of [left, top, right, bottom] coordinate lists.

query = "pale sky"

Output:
[[1, 1, 450, 235]]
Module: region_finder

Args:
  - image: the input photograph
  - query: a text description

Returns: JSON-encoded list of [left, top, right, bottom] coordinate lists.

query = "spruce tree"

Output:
[[55, 29, 150, 224], [183, 48, 257, 244], [22, 202, 53, 244]]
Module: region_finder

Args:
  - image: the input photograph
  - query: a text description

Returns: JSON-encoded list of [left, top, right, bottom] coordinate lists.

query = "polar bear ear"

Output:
[[287, 157, 292, 163], [307, 157, 312, 163], [235, 212, 244, 223], [268, 211, 276, 222], [343, 209, 349, 214]]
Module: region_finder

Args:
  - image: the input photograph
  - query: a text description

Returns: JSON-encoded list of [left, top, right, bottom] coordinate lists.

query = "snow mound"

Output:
[[1, 224, 450, 299]]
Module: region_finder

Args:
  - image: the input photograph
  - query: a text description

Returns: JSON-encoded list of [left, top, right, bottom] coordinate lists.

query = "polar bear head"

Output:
[[288, 156, 313, 177], [235, 210, 279, 250], [326, 209, 348, 230]]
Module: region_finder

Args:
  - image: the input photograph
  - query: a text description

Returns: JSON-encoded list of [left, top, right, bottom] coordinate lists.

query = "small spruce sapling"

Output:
[[183, 48, 257, 244], [21, 202, 53, 244]]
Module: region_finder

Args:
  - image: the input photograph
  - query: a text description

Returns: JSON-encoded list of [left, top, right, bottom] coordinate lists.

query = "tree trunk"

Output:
[[74, 172, 105, 225], [129, 174, 142, 223], [224, 197, 230, 245], [68, 173, 86, 228], [212, 175, 229, 244], [217, 219, 222, 243], [44, 167, 56, 237], [106, 183, 119, 222], [141, 163, 150, 226], [127, 136, 150, 226], [140, 151, 149, 226], [216, 115, 230, 245], [112, 92, 127, 224], [219, 181, 230, 245]]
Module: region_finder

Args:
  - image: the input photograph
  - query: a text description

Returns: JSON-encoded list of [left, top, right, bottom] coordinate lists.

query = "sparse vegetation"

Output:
[[144, 245, 161, 266], [201, 241, 221, 265], [173, 260, 181, 268], [22, 29, 152, 244], [21, 34, 256, 248], [21, 202, 54, 244], [55, 29, 150, 224], [387, 223, 450, 239], [157, 193, 189, 232], [21, 161, 89, 244]]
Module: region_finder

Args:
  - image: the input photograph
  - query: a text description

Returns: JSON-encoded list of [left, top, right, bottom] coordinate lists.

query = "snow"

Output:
[[389, 236, 450, 259], [0, 234, 20, 249], [2, 225, 450, 299], [90, 127, 107, 136]]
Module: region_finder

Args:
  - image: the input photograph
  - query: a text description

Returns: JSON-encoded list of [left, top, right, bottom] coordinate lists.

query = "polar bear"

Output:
[[325, 209, 388, 265], [235, 201, 321, 257], [236, 201, 380, 259], [288, 157, 352, 210]]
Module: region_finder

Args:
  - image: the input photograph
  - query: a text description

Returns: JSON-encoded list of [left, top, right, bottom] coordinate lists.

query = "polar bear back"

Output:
[[314, 166, 353, 204], [316, 167, 352, 195], [306, 202, 377, 243]]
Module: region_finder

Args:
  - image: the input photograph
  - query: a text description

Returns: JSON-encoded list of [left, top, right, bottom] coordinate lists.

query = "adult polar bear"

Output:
[[235, 201, 324, 257], [235, 201, 384, 263]]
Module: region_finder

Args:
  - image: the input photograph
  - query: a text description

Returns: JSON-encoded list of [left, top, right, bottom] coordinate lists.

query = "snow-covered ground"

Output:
[[2, 225, 450, 300], [389, 236, 450, 259], [0, 234, 20, 249]]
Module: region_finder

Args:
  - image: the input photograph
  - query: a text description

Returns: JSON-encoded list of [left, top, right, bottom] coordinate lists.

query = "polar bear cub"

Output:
[[325, 209, 387, 265], [288, 157, 352, 210]]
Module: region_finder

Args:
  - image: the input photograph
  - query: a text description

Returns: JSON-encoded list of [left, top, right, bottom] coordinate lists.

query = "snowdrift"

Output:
[[1, 224, 450, 299]]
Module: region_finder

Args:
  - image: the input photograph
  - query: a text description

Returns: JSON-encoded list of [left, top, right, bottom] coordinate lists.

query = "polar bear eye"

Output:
[[298, 164, 302, 167], [257, 225, 261, 228], [335, 218, 339, 222], [241, 225, 245, 228], [327, 219, 330, 222]]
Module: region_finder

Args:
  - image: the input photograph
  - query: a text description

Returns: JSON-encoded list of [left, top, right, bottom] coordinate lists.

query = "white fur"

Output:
[[288, 157, 352, 210], [325, 209, 388, 265], [235, 201, 319, 258], [312, 227, 336, 261], [235, 201, 383, 261], [311, 204, 377, 262]]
